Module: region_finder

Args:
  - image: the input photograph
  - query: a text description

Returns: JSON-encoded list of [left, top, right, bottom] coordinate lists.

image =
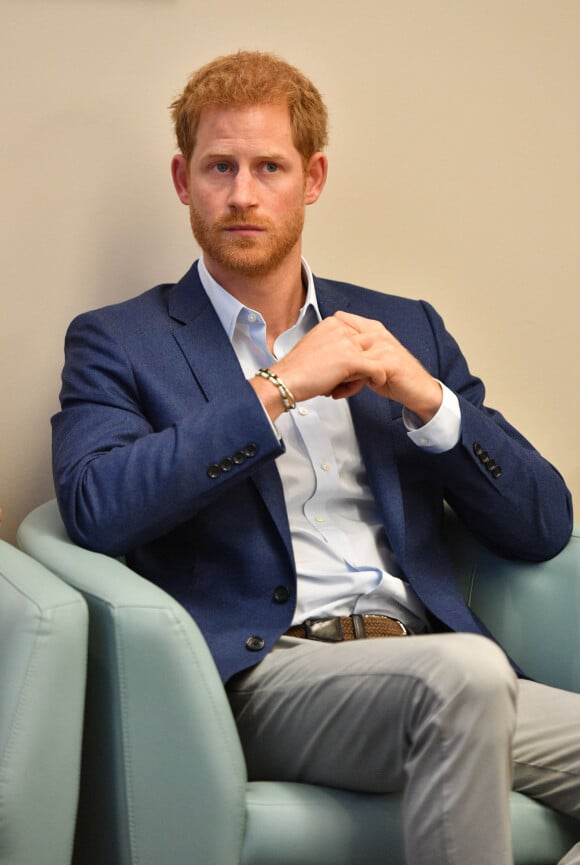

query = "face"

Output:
[[171, 103, 327, 280]]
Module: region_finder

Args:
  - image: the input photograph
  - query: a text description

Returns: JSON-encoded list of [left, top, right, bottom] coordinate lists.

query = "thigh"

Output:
[[513, 679, 580, 819], [227, 631, 515, 793]]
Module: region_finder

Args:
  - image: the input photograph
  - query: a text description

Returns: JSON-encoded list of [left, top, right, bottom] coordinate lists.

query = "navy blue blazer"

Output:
[[52, 263, 573, 681]]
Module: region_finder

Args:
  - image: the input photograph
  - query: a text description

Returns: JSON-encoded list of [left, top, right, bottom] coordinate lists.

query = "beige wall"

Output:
[[1, 0, 578, 544]]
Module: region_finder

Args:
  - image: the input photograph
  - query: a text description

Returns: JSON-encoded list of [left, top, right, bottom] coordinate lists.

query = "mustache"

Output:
[[214, 213, 272, 230]]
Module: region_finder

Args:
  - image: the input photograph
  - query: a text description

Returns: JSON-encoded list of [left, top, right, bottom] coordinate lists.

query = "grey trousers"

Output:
[[227, 632, 580, 865]]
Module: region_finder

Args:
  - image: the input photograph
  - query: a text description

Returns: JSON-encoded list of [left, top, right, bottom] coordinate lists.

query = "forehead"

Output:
[[193, 103, 297, 156]]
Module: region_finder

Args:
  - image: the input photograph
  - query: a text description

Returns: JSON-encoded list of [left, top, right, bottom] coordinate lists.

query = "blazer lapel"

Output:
[[168, 264, 294, 562], [315, 278, 407, 565], [169, 264, 246, 402]]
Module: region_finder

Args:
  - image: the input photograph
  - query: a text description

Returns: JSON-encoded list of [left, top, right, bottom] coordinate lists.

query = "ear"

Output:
[[304, 152, 328, 206], [171, 154, 190, 205]]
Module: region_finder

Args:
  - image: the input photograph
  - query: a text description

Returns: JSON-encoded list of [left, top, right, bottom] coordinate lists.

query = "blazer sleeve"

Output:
[[418, 299, 573, 561], [52, 308, 284, 557]]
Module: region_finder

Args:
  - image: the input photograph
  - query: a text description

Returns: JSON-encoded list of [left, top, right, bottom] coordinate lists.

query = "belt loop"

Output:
[[351, 614, 366, 639]]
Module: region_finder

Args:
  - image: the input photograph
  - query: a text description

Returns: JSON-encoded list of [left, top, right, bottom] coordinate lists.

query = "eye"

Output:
[[263, 162, 279, 173], [213, 162, 231, 174]]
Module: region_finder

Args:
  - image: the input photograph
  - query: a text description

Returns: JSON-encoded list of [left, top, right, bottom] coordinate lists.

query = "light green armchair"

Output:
[[0, 537, 87, 865], [18, 499, 580, 865]]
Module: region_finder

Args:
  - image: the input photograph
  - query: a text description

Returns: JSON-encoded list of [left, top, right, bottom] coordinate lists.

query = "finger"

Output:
[[330, 379, 368, 400], [335, 310, 386, 334], [333, 310, 369, 332]]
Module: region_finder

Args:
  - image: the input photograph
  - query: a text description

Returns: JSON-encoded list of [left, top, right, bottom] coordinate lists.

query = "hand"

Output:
[[269, 314, 375, 402], [332, 311, 443, 422], [251, 311, 442, 422]]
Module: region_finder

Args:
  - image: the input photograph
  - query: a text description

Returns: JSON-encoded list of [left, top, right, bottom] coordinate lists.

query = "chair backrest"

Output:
[[18, 500, 248, 865], [0, 539, 87, 865]]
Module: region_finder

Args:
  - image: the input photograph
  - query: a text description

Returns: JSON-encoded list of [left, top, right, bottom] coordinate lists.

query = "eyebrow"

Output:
[[200, 151, 290, 162]]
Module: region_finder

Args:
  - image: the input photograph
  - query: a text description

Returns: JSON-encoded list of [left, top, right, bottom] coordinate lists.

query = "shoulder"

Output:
[[66, 262, 205, 338], [68, 283, 173, 332], [313, 275, 444, 338]]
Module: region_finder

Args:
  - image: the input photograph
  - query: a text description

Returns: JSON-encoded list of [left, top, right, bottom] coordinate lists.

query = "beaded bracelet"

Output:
[[255, 368, 297, 412]]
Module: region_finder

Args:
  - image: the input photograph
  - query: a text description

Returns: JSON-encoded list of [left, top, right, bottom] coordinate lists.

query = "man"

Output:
[[52, 51, 578, 865]]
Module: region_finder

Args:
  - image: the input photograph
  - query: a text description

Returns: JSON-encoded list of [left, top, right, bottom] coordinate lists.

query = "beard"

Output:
[[188, 204, 305, 277]]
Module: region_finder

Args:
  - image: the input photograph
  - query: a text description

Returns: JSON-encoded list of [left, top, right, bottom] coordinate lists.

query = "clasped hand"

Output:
[[272, 311, 443, 424]]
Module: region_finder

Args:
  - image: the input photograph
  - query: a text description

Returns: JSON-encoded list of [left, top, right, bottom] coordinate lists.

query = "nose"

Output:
[[227, 167, 258, 211]]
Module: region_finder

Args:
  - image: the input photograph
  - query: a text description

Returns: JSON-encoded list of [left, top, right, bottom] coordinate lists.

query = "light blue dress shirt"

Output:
[[197, 256, 461, 631]]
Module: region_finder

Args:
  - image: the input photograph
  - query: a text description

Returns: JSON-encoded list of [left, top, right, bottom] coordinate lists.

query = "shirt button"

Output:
[[245, 636, 265, 652], [247, 313, 258, 323], [298, 407, 308, 416], [314, 514, 326, 523], [321, 461, 330, 471]]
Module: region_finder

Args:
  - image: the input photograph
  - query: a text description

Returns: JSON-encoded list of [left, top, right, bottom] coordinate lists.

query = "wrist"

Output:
[[254, 368, 297, 413], [407, 379, 443, 424]]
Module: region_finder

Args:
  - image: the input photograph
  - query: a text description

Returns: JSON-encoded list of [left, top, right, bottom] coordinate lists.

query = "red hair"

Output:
[[170, 51, 328, 164]]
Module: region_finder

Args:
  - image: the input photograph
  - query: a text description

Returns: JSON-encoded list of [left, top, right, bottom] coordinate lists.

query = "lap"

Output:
[[227, 632, 516, 791]]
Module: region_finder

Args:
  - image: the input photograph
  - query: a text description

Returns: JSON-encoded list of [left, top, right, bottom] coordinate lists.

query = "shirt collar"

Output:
[[197, 255, 321, 342]]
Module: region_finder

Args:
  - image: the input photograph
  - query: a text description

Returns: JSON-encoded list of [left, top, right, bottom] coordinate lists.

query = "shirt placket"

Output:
[[292, 401, 358, 563]]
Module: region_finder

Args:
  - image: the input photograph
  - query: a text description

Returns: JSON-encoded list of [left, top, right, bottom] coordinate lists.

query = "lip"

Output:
[[224, 225, 265, 234]]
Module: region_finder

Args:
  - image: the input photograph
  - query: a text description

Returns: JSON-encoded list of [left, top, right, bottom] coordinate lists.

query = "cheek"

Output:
[[189, 189, 219, 219], [270, 183, 306, 213]]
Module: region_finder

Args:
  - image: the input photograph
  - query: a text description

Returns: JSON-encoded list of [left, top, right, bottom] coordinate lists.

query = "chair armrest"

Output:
[[445, 510, 580, 691], [0, 540, 87, 865], [18, 500, 247, 865]]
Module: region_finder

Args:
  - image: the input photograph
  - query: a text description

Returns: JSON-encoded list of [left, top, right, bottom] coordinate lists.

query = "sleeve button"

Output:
[[242, 443, 258, 458], [220, 457, 235, 472], [207, 464, 221, 479]]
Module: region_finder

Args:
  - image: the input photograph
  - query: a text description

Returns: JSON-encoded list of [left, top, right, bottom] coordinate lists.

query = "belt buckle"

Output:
[[303, 617, 344, 642]]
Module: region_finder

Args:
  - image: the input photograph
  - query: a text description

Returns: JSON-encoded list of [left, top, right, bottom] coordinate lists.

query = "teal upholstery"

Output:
[[0, 538, 87, 865], [18, 500, 580, 865]]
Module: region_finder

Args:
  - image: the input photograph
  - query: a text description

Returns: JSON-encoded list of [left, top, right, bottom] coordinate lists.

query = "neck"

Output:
[[204, 248, 306, 349]]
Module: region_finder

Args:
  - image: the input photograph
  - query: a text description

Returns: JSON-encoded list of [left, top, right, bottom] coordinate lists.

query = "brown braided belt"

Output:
[[286, 613, 409, 642]]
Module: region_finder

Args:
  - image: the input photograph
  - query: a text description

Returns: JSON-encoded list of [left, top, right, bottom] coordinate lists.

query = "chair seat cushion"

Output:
[[243, 781, 580, 865]]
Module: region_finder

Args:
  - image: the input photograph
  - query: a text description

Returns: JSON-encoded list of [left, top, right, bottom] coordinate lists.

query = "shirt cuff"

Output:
[[403, 382, 461, 453]]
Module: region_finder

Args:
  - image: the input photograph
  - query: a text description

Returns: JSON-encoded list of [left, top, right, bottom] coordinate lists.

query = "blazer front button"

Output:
[[273, 585, 290, 604], [246, 635, 265, 652]]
